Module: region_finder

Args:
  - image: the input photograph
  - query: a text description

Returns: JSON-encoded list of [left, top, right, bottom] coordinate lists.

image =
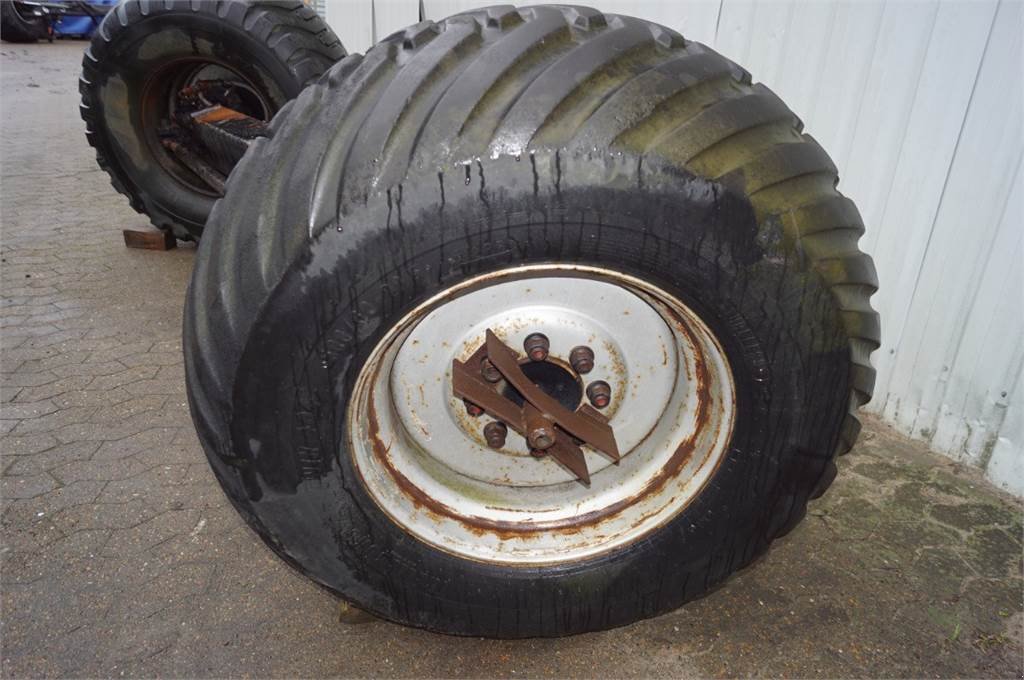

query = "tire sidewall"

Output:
[[203, 153, 851, 636]]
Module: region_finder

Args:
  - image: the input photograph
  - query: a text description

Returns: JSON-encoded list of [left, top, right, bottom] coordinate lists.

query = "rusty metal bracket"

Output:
[[189, 105, 269, 171], [451, 329, 620, 485]]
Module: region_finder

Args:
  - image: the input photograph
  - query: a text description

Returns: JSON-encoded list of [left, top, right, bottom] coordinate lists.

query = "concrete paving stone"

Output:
[[86, 365, 161, 392], [87, 341, 157, 364], [9, 328, 89, 350], [0, 336, 29, 351], [50, 415, 157, 444], [91, 427, 180, 461], [0, 370, 60, 388], [0, 513, 65, 557], [94, 465, 189, 503], [0, 399, 58, 420], [1, 41, 1021, 680], [12, 375, 93, 403], [0, 386, 22, 404], [0, 473, 59, 500], [0, 286, 59, 298], [100, 508, 203, 557], [50, 360, 128, 378], [16, 308, 88, 327], [2, 433, 58, 456], [87, 394, 168, 426], [9, 350, 93, 374], [119, 351, 182, 368], [9, 406, 99, 436], [20, 306, 69, 320], [49, 386, 134, 409], [51, 498, 161, 534], [141, 481, 230, 515], [151, 339, 182, 354], [50, 454, 159, 485], [2, 440, 100, 477], [1, 480, 107, 532], [123, 377, 186, 397]]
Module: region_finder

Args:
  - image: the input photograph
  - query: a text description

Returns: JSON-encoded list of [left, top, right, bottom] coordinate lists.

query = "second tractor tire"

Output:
[[79, 0, 345, 240]]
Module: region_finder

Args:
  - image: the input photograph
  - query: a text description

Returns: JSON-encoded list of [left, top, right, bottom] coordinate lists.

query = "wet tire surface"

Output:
[[185, 5, 880, 636]]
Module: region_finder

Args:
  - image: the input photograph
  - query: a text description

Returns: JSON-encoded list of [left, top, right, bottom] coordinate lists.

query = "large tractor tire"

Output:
[[79, 0, 345, 240], [185, 5, 879, 636]]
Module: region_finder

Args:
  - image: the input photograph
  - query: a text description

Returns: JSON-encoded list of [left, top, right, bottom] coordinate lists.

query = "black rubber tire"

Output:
[[78, 0, 345, 240], [185, 5, 880, 636], [1, 3, 48, 42]]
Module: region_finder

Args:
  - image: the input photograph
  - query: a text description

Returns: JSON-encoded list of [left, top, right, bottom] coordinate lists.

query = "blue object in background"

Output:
[[52, 0, 118, 38]]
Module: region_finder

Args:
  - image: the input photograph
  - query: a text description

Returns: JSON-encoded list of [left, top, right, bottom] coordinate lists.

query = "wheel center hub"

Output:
[[502, 361, 582, 412], [452, 330, 620, 485], [386, 274, 682, 487]]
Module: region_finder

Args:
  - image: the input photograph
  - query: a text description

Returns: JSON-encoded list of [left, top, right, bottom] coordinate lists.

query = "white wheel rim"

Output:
[[347, 265, 736, 565]]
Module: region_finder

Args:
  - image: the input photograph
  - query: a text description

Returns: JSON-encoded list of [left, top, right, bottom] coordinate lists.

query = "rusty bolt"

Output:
[[464, 399, 484, 417], [527, 424, 556, 451], [569, 345, 595, 374], [523, 333, 550, 362], [483, 421, 507, 448], [586, 380, 612, 409], [480, 357, 502, 383]]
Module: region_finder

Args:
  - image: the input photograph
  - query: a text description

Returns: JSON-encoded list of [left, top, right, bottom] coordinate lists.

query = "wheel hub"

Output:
[[500, 360, 582, 412], [348, 265, 737, 564], [453, 329, 620, 484]]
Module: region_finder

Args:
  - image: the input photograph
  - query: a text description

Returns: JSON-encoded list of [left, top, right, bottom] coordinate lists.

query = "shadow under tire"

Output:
[[184, 5, 880, 637], [78, 0, 345, 240]]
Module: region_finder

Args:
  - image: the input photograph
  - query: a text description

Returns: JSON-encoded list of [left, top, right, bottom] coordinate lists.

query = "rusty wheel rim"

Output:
[[347, 265, 736, 565]]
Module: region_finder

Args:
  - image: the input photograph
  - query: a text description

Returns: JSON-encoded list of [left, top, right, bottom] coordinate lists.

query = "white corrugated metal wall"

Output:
[[319, 0, 1024, 495]]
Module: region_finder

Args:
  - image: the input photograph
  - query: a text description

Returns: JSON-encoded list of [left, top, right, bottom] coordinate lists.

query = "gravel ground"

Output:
[[2, 41, 1022, 679]]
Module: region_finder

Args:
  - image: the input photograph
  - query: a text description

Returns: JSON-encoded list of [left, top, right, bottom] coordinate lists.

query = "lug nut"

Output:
[[483, 421, 507, 449], [527, 424, 556, 451], [586, 380, 612, 409], [480, 357, 502, 382], [569, 345, 595, 374], [523, 333, 550, 362], [464, 399, 484, 417]]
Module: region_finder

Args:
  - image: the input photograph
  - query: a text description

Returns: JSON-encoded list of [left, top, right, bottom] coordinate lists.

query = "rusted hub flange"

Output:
[[452, 329, 619, 485], [347, 266, 736, 565]]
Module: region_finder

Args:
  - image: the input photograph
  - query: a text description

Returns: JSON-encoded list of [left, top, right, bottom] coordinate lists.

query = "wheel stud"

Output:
[[523, 333, 549, 362], [483, 421, 507, 449], [586, 381, 611, 409], [480, 357, 502, 382], [569, 346, 595, 374], [464, 400, 484, 417]]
